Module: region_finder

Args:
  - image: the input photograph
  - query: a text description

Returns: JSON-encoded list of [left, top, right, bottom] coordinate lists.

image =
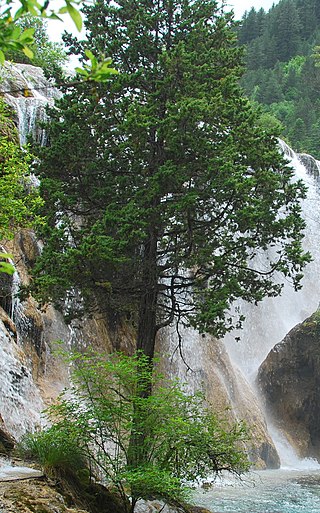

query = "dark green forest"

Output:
[[238, 0, 320, 158]]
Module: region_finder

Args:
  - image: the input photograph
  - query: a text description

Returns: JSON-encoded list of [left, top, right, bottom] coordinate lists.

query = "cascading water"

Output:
[[0, 62, 60, 145], [0, 249, 45, 438], [0, 319, 43, 439], [222, 140, 320, 468], [0, 63, 62, 440], [224, 141, 320, 380]]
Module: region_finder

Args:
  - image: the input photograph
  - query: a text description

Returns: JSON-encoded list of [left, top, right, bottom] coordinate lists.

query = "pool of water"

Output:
[[193, 469, 320, 513]]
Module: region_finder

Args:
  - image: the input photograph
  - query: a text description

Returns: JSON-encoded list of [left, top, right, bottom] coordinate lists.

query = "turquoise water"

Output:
[[193, 470, 320, 513]]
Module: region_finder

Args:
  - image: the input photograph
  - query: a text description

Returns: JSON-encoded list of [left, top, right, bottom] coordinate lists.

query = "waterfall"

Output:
[[0, 320, 44, 439], [0, 63, 61, 440], [0, 62, 60, 145], [224, 141, 320, 380], [222, 140, 320, 467]]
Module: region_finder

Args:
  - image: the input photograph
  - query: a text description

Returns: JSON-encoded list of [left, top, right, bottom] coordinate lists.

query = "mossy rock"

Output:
[[55, 467, 126, 513], [183, 506, 213, 513]]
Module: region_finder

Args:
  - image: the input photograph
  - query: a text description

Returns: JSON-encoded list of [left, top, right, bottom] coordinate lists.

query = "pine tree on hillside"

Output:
[[296, 0, 320, 33], [272, 0, 302, 61], [239, 0, 320, 157], [238, 7, 266, 45]]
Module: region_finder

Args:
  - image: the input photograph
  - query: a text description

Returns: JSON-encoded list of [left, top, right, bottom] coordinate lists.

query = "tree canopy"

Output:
[[32, 0, 309, 361]]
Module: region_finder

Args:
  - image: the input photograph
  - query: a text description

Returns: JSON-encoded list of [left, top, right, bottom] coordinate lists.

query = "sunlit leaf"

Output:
[[0, 253, 14, 275], [22, 46, 34, 59], [19, 27, 35, 41], [66, 3, 82, 31], [0, 262, 15, 275]]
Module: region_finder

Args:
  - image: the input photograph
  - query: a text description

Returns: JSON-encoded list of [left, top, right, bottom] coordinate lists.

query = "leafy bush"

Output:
[[25, 351, 250, 513], [0, 98, 44, 242]]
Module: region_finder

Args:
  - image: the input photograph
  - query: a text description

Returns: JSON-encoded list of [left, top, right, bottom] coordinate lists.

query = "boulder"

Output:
[[257, 311, 320, 460]]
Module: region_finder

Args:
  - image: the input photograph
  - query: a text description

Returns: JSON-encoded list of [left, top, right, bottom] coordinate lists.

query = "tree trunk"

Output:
[[136, 228, 158, 361], [127, 227, 159, 505]]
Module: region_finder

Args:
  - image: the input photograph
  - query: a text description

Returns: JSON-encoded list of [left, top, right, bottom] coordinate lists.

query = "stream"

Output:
[[193, 469, 320, 513]]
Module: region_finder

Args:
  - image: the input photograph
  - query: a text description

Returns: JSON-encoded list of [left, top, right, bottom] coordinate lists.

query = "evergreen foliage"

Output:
[[21, 351, 250, 513], [238, 0, 320, 157], [32, 0, 310, 361]]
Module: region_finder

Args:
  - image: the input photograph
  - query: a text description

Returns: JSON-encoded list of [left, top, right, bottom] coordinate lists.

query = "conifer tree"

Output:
[[272, 0, 301, 62], [33, 0, 309, 362]]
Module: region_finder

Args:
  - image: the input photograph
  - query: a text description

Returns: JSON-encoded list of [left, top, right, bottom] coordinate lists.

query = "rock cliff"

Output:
[[258, 311, 320, 461]]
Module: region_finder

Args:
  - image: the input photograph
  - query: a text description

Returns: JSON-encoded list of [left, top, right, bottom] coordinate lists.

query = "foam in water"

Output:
[[193, 469, 320, 513]]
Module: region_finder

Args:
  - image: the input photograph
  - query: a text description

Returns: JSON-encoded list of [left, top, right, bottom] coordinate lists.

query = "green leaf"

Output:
[[75, 67, 89, 78], [0, 253, 14, 260], [58, 6, 68, 14], [11, 26, 21, 39], [84, 49, 96, 63], [0, 254, 14, 276], [47, 13, 63, 21], [22, 46, 34, 59], [0, 262, 15, 275], [14, 7, 26, 20], [0, 50, 5, 65], [19, 27, 35, 42], [66, 3, 82, 31]]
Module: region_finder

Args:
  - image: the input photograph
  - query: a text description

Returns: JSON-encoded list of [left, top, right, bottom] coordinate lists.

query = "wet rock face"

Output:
[[0, 62, 60, 146], [298, 153, 320, 178], [257, 311, 320, 460], [250, 441, 280, 470], [157, 329, 280, 469], [0, 416, 15, 453]]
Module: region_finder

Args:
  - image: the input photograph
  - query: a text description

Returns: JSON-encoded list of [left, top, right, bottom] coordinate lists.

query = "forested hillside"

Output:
[[238, 0, 320, 158]]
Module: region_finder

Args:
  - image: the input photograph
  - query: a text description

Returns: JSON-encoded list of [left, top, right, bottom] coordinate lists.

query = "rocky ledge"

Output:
[[0, 461, 213, 513]]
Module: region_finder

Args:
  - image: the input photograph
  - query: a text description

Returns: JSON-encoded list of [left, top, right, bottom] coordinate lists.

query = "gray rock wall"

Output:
[[258, 311, 320, 461]]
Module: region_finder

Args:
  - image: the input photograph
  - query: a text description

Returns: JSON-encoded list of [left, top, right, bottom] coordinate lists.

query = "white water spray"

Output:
[[223, 141, 320, 467], [0, 321, 44, 439]]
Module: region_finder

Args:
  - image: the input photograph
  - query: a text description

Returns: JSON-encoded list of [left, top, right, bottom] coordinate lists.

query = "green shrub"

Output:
[[25, 351, 250, 513], [18, 425, 87, 476]]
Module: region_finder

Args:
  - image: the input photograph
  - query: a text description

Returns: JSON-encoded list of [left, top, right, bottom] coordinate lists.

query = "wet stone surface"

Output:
[[0, 464, 43, 481]]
